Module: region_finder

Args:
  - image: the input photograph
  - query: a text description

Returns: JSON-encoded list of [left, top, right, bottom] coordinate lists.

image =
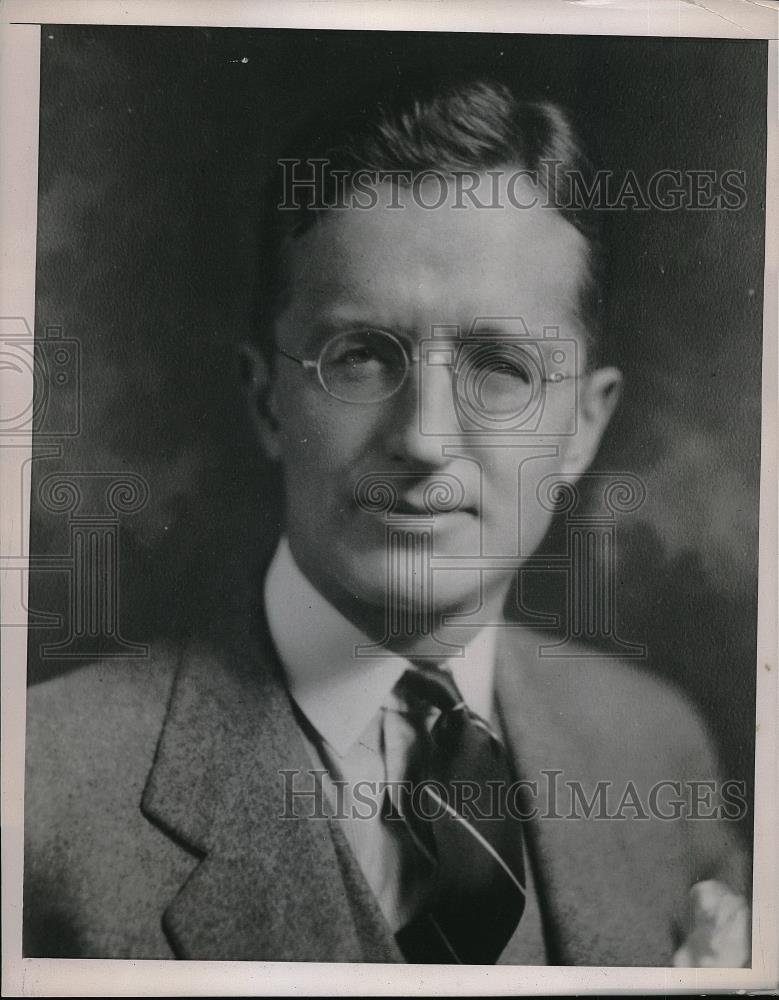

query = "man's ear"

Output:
[[561, 366, 623, 475], [239, 341, 282, 462]]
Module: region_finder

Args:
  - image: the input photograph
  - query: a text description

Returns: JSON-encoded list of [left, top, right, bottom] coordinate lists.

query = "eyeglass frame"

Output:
[[274, 327, 586, 405]]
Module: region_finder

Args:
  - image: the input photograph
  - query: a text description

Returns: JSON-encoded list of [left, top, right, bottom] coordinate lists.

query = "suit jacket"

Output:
[[23, 613, 749, 964]]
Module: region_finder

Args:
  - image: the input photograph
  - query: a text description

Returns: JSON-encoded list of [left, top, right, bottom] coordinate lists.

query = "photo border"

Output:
[[1, 1, 777, 995]]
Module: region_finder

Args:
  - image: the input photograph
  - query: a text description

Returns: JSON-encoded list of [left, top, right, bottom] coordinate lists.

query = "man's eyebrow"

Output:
[[462, 323, 526, 338], [307, 314, 417, 341], [305, 313, 567, 343]]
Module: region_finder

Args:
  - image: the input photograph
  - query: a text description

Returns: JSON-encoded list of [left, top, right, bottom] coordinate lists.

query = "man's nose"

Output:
[[384, 361, 462, 467]]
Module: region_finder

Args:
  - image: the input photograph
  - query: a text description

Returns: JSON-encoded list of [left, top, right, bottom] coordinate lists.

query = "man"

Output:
[[24, 76, 750, 965]]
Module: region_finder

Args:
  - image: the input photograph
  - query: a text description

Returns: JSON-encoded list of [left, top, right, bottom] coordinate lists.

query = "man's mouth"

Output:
[[392, 496, 477, 517]]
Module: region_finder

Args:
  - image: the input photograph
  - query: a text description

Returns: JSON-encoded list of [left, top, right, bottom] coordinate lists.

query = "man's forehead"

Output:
[[278, 178, 588, 334], [285, 306, 578, 346], [291, 173, 582, 248]]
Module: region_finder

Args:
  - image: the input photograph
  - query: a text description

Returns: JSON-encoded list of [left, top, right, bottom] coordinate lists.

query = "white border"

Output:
[[0, 16, 40, 1000], [0, 0, 778, 37], [1, 2, 777, 995]]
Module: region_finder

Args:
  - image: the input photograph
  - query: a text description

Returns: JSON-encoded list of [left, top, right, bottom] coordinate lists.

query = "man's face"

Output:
[[250, 175, 620, 626]]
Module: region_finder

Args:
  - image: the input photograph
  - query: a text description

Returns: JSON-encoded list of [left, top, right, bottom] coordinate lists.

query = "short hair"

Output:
[[255, 75, 605, 363]]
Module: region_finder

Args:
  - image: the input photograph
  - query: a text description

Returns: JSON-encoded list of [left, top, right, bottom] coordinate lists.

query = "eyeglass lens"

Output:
[[318, 329, 409, 403]]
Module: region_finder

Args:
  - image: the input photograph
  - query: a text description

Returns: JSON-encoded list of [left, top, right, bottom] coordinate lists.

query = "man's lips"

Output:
[[351, 473, 476, 518], [388, 497, 477, 516]]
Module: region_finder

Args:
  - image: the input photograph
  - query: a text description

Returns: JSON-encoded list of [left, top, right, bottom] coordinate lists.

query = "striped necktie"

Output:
[[393, 664, 526, 964]]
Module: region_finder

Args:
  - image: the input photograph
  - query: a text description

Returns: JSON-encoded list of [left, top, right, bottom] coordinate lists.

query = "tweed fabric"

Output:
[[23, 625, 749, 963]]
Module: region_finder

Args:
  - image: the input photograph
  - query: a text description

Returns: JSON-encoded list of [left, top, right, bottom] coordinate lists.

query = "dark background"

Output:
[[27, 27, 766, 843]]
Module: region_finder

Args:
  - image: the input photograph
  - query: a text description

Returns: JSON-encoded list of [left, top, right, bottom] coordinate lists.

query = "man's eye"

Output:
[[336, 344, 380, 368], [325, 331, 403, 373], [476, 352, 532, 383], [493, 359, 530, 380]]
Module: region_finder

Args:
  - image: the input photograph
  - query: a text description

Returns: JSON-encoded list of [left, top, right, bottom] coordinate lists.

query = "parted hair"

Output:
[[255, 75, 605, 361]]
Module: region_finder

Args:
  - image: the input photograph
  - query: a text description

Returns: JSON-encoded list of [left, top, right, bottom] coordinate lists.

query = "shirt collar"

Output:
[[264, 537, 496, 757]]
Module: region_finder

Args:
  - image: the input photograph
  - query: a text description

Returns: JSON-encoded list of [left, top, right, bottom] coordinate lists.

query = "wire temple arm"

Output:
[[276, 346, 317, 370]]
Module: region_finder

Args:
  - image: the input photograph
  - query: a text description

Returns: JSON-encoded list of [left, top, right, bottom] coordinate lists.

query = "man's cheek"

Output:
[[472, 466, 532, 557], [510, 460, 559, 558]]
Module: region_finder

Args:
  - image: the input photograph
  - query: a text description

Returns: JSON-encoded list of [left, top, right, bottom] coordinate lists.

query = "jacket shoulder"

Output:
[[499, 630, 720, 771], [25, 645, 181, 833], [26, 644, 180, 756]]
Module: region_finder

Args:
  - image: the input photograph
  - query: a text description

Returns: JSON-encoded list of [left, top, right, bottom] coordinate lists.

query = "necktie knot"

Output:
[[400, 663, 465, 714]]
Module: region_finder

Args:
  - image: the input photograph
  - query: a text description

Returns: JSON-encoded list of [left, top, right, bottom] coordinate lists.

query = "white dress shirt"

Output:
[[264, 536, 497, 932]]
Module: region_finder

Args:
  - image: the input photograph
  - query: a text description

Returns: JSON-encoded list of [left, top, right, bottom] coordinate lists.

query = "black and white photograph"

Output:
[[1, 1, 777, 995]]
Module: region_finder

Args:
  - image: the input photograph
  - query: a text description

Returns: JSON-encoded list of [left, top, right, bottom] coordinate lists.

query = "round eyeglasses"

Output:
[[275, 328, 580, 413]]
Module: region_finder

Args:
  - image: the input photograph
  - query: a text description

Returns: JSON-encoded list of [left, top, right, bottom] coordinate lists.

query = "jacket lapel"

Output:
[[494, 630, 682, 966], [141, 621, 401, 962]]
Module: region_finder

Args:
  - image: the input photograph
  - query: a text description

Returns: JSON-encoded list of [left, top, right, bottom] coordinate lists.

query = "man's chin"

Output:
[[332, 552, 489, 627]]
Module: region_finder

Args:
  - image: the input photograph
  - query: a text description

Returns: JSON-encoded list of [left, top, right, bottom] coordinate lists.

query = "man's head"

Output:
[[243, 76, 622, 643]]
